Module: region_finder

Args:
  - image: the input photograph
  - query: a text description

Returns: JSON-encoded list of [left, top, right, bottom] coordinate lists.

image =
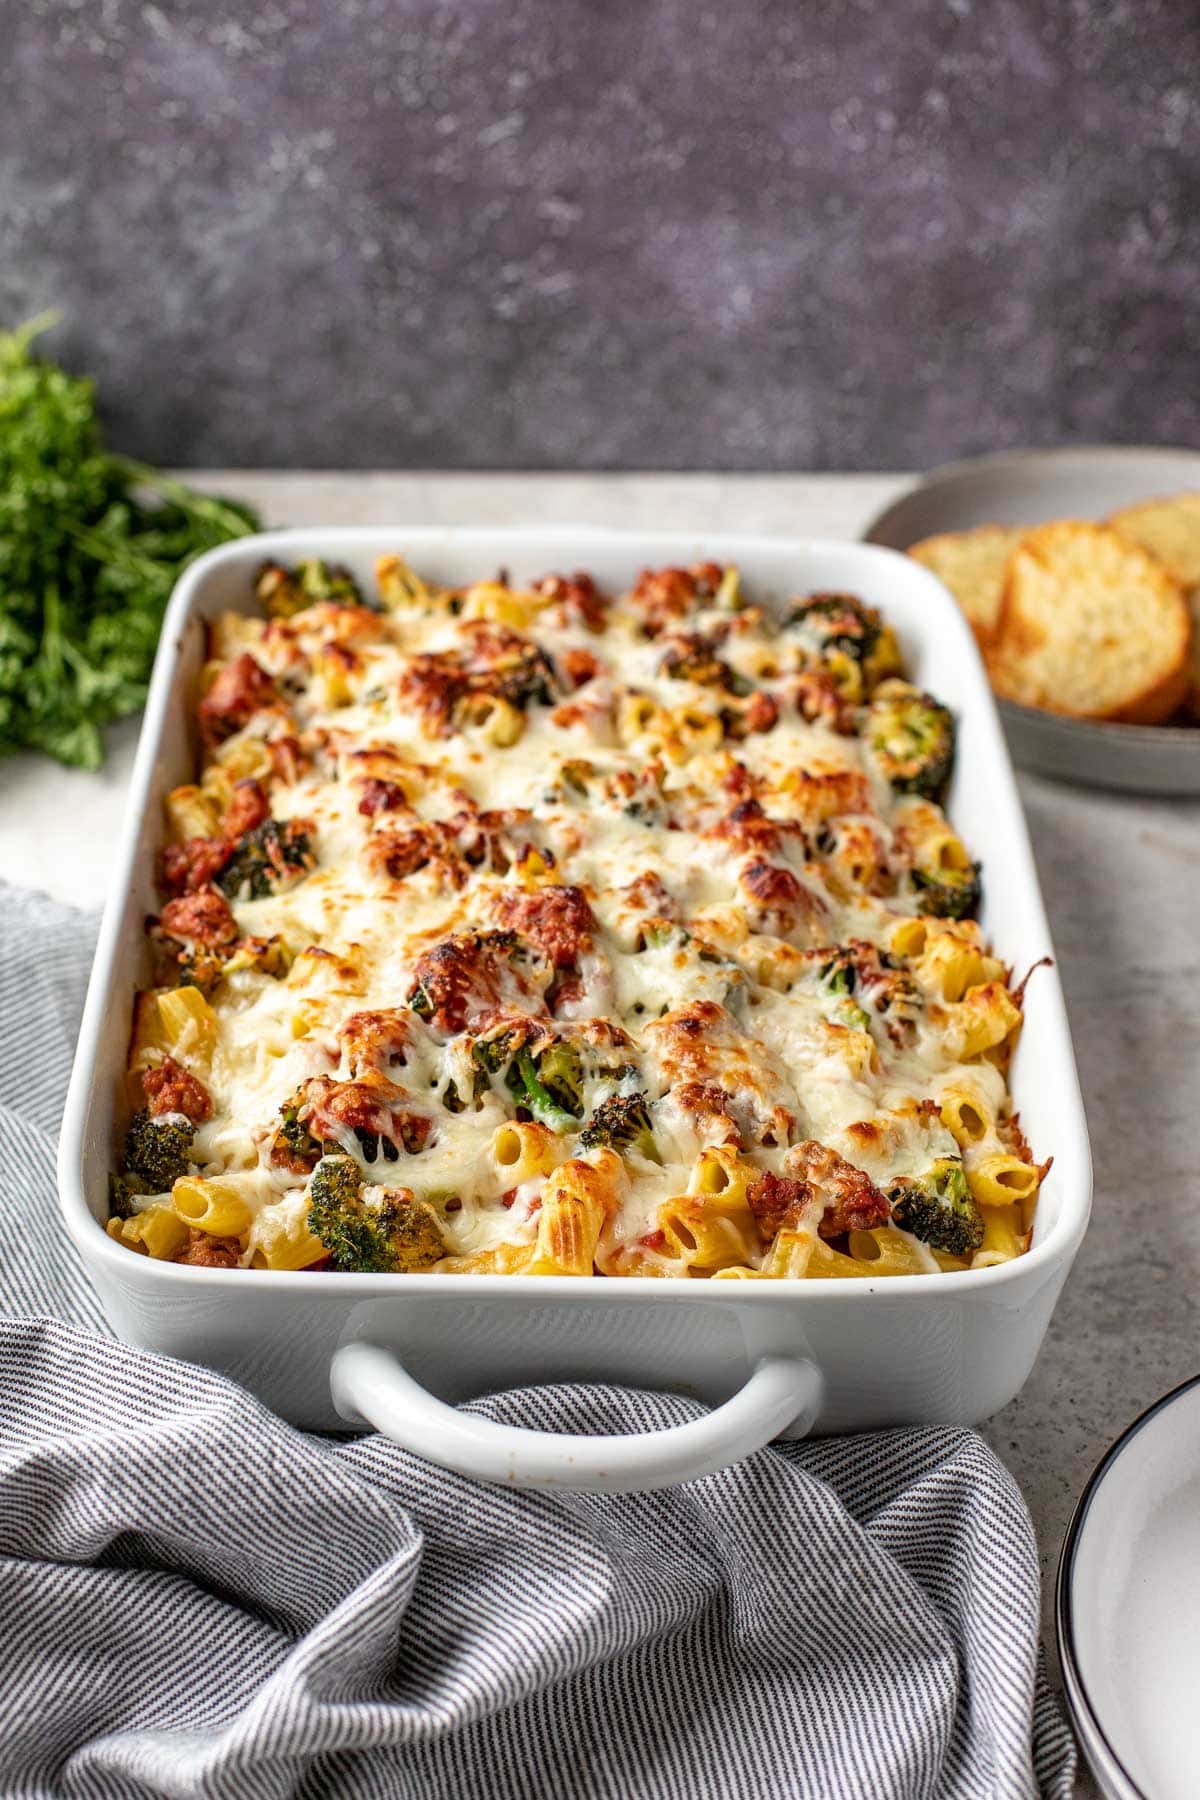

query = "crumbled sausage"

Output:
[[706, 798, 804, 860], [627, 563, 725, 637], [561, 648, 605, 689], [337, 1009, 413, 1076], [198, 654, 278, 748], [158, 889, 238, 948], [784, 1140, 890, 1238], [534, 571, 609, 632], [303, 1071, 432, 1155], [142, 1056, 213, 1124], [357, 777, 408, 817], [492, 884, 596, 970], [738, 860, 829, 944], [174, 1228, 241, 1268], [160, 838, 230, 898], [747, 1170, 811, 1238], [220, 778, 270, 841], [407, 930, 549, 1036]]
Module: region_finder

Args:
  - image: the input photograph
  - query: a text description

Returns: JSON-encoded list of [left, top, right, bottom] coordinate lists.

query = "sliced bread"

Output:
[[1109, 491, 1200, 714], [1109, 491, 1200, 587], [907, 524, 1023, 646], [987, 521, 1191, 724]]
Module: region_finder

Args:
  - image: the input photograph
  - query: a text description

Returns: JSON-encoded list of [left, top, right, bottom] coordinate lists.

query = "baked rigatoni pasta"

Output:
[[109, 556, 1048, 1276]]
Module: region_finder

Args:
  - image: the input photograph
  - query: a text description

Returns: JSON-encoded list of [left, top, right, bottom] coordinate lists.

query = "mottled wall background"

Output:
[[2, 0, 1198, 469]]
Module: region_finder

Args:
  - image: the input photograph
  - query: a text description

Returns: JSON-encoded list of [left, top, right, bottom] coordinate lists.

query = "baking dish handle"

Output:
[[329, 1341, 822, 1493]]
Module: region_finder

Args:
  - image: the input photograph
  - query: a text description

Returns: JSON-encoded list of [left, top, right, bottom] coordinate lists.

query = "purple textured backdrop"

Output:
[[2, 0, 1198, 469]]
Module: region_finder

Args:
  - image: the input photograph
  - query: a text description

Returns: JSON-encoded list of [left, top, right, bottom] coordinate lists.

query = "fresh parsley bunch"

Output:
[[0, 315, 260, 770]]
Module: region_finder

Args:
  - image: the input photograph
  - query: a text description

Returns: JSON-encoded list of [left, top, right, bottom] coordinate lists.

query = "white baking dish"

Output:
[[57, 527, 1092, 1493]]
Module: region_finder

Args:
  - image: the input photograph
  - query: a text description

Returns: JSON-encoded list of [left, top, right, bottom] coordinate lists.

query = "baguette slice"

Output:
[[907, 525, 1023, 646], [1109, 491, 1200, 715], [987, 521, 1191, 724]]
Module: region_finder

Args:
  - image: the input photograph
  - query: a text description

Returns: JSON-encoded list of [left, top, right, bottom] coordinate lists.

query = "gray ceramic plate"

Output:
[[863, 447, 1200, 794]]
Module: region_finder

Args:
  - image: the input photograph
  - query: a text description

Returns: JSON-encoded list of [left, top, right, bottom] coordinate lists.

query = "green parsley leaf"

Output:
[[0, 314, 261, 769]]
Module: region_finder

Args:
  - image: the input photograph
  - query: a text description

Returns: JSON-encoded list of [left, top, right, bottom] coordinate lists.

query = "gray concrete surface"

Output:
[[3, 1, 1199, 470], [984, 774, 1200, 1665]]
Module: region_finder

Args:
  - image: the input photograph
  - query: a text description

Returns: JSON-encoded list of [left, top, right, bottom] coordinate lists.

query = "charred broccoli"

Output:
[[818, 951, 871, 1032], [175, 947, 227, 992], [511, 1044, 584, 1131], [468, 1023, 585, 1131], [306, 1155, 446, 1273], [888, 1158, 984, 1256], [910, 860, 982, 921], [865, 681, 955, 800], [255, 558, 363, 619], [221, 935, 291, 979], [216, 819, 315, 902], [785, 593, 900, 698], [639, 920, 685, 950], [108, 1172, 137, 1219], [659, 635, 752, 696], [476, 641, 559, 712], [559, 758, 595, 797], [123, 1108, 194, 1192], [469, 1020, 531, 1080], [579, 1092, 659, 1161], [273, 1094, 322, 1170]]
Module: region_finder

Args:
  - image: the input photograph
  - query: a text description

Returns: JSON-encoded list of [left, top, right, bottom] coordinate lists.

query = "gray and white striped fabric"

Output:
[[0, 881, 1077, 1800]]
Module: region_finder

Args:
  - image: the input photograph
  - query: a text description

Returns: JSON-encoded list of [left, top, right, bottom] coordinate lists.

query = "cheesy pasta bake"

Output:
[[109, 554, 1048, 1278]]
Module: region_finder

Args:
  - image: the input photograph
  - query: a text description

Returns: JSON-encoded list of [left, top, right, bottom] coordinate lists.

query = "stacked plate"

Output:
[[864, 447, 1200, 794], [1057, 1376, 1200, 1798]]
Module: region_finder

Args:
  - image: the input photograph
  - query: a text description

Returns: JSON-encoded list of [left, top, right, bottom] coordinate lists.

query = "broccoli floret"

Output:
[[785, 593, 901, 699], [123, 1108, 194, 1192], [175, 947, 226, 992], [640, 920, 687, 950], [216, 819, 315, 901], [470, 1021, 528, 1078], [440, 1077, 475, 1115], [273, 1089, 423, 1170], [911, 861, 982, 921], [494, 642, 559, 710], [559, 758, 595, 796], [510, 1045, 584, 1131], [273, 1094, 322, 1169], [222, 935, 291, 979], [888, 1158, 984, 1256], [459, 642, 557, 715], [469, 1024, 585, 1131], [579, 1092, 659, 1161], [307, 1155, 446, 1273], [256, 558, 362, 619], [786, 592, 879, 655], [818, 951, 871, 1031], [659, 636, 752, 695], [108, 1172, 137, 1220], [354, 1121, 425, 1161], [866, 681, 956, 800]]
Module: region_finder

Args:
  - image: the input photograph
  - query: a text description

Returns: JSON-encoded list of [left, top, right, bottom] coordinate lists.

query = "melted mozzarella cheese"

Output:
[[126, 561, 1036, 1278]]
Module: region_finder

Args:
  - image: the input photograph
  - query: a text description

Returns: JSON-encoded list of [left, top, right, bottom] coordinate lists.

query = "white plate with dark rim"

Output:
[[863, 447, 1200, 796], [1057, 1373, 1200, 1798]]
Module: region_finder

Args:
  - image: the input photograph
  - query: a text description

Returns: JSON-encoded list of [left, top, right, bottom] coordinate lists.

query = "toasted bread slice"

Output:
[[1109, 491, 1200, 714], [907, 525, 1023, 646], [1109, 491, 1200, 586], [987, 521, 1191, 724]]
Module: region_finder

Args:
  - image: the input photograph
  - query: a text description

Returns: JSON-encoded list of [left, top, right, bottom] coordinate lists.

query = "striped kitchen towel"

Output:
[[0, 881, 1076, 1800]]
